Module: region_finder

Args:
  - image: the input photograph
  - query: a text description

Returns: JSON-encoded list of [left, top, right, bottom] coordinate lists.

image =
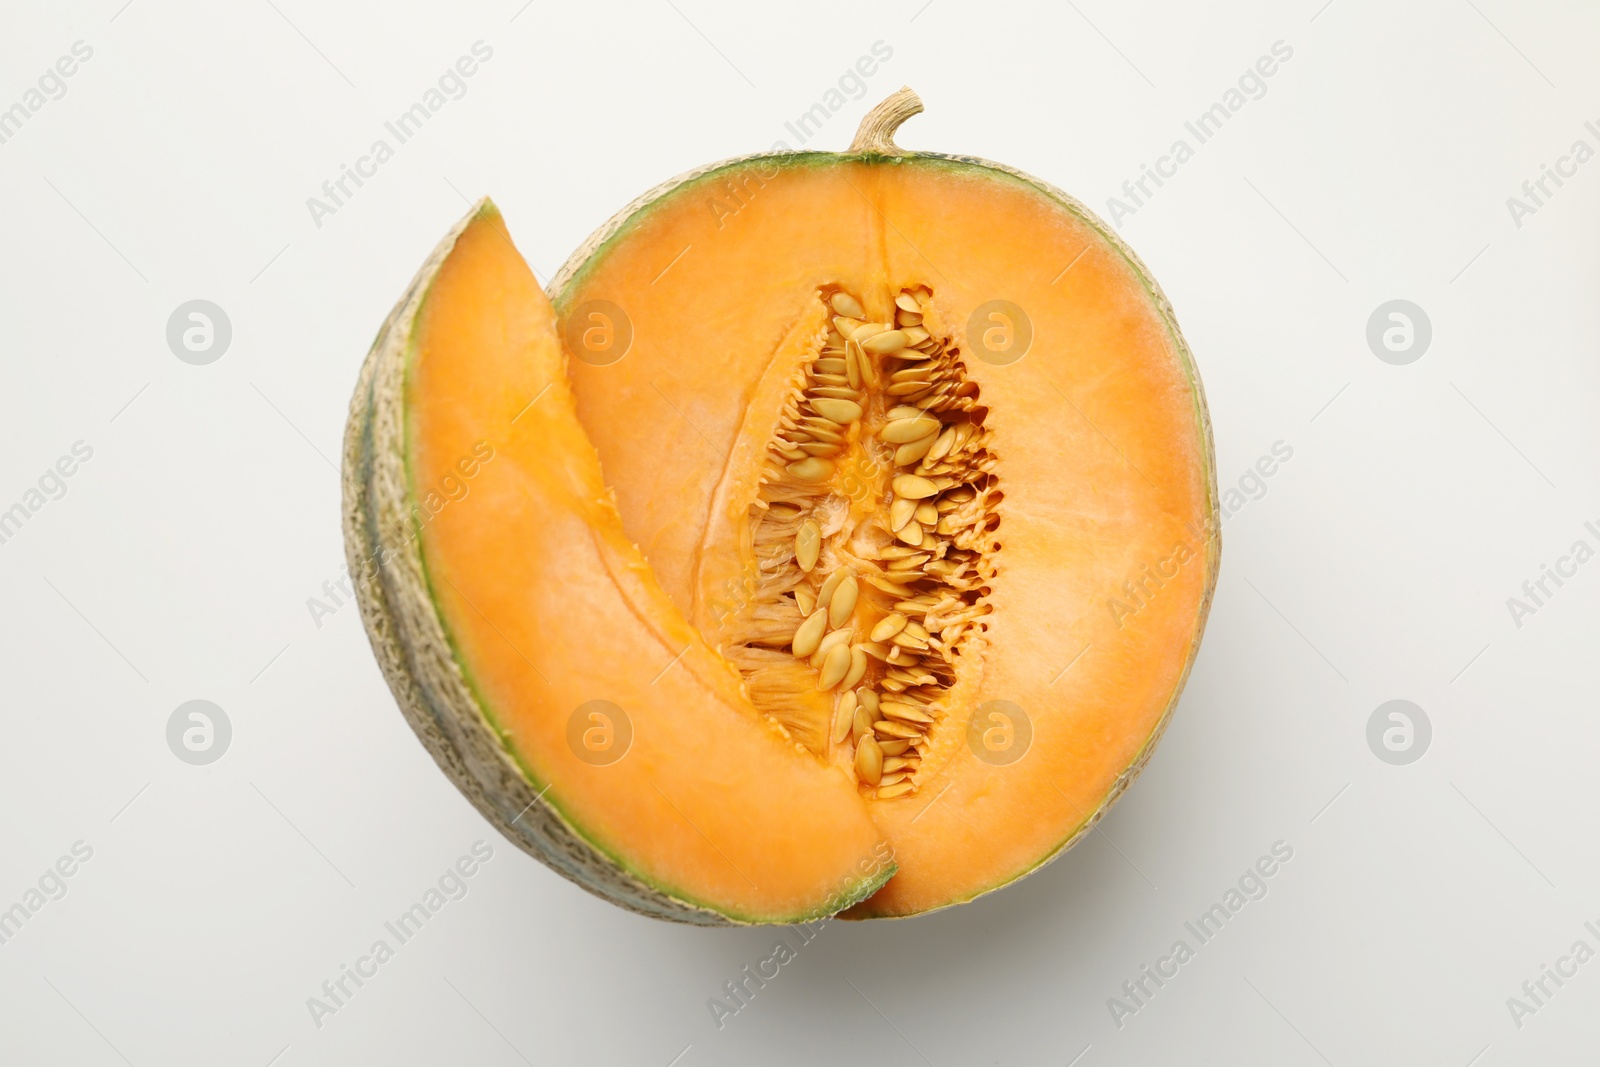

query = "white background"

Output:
[[2, 0, 1597, 1063]]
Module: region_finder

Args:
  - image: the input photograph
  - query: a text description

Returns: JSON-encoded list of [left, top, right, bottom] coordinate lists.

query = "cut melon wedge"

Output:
[[344, 89, 1217, 923], [344, 202, 894, 924]]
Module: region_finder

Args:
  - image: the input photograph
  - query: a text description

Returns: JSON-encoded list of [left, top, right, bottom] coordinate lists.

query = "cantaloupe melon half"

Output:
[[344, 89, 1217, 923]]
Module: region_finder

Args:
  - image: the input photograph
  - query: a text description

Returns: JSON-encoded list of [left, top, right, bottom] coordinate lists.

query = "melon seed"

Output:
[[787, 457, 835, 482], [849, 339, 878, 388], [842, 644, 869, 690], [871, 613, 908, 641], [818, 642, 852, 689], [862, 330, 909, 354], [893, 475, 939, 499], [926, 426, 958, 463], [811, 398, 862, 423], [851, 704, 872, 743], [832, 690, 857, 744], [896, 437, 938, 465], [881, 701, 934, 725], [795, 521, 821, 571], [813, 627, 853, 667], [801, 419, 845, 443], [856, 736, 884, 786], [890, 630, 929, 651], [830, 292, 865, 318], [792, 609, 828, 657], [829, 575, 859, 628], [881, 416, 940, 443], [895, 523, 925, 547], [817, 568, 847, 607]]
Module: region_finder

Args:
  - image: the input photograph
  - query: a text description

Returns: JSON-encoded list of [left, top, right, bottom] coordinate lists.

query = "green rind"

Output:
[[548, 148, 1221, 919]]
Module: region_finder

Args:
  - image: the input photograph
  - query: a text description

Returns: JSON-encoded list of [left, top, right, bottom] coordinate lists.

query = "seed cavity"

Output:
[[712, 285, 1001, 797]]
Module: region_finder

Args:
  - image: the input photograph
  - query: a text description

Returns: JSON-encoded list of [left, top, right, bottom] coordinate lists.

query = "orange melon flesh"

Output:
[[405, 204, 892, 922], [554, 157, 1214, 916]]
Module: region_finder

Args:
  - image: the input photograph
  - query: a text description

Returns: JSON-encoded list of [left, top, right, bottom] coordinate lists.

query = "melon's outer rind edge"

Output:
[[341, 199, 738, 926], [547, 148, 1221, 920]]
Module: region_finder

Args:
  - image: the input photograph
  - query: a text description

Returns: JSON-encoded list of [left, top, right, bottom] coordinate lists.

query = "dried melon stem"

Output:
[[719, 286, 1001, 798]]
